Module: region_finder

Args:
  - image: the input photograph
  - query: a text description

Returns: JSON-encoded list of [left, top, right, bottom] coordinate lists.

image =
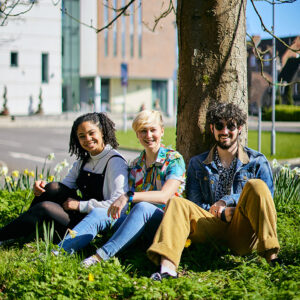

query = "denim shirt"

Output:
[[186, 145, 274, 211]]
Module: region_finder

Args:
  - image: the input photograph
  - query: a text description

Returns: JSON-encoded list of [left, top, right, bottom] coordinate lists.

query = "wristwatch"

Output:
[[126, 191, 134, 203]]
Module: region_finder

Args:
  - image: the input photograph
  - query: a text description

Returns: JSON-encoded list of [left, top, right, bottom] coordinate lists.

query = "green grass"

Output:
[[116, 128, 300, 160], [0, 189, 299, 299]]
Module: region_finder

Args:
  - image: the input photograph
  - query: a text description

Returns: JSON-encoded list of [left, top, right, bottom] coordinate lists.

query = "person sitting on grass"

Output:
[[0, 112, 128, 244], [56, 110, 186, 267], [147, 102, 280, 281]]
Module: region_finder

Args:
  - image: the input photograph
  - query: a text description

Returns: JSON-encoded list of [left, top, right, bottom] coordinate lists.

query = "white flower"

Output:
[[291, 167, 300, 175], [60, 159, 69, 168], [0, 166, 8, 176], [54, 164, 63, 174], [272, 159, 280, 169], [47, 153, 55, 161]]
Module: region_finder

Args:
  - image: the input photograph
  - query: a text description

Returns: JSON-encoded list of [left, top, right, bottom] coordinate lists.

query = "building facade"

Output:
[[71, 0, 178, 116], [0, 1, 62, 115]]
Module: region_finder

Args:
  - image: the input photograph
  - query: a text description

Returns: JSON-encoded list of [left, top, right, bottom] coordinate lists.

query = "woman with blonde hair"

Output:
[[58, 110, 186, 267]]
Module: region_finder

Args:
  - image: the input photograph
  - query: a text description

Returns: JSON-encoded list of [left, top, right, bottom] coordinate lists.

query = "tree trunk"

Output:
[[176, 0, 248, 164]]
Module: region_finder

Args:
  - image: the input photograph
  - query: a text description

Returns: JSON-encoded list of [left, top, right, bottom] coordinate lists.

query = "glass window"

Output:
[[138, 0, 142, 58], [264, 53, 271, 66], [121, 0, 126, 58], [10, 52, 18, 67], [113, 0, 118, 56], [41, 53, 49, 83], [130, 3, 134, 57], [250, 55, 256, 67]]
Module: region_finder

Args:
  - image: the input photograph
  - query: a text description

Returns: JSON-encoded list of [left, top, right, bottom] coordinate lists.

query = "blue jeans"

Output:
[[58, 202, 164, 259]]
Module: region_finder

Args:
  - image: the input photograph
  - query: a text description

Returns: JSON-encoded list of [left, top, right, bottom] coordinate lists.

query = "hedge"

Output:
[[262, 105, 300, 121]]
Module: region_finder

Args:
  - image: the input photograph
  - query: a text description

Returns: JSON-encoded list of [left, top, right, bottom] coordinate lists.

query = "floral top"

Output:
[[128, 145, 186, 209]]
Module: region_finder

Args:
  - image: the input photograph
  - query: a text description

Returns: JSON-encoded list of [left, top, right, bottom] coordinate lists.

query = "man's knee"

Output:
[[244, 179, 270, 196]]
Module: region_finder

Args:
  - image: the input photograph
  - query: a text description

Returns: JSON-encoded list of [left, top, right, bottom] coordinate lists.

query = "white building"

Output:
[[0, 1, 62, 115]]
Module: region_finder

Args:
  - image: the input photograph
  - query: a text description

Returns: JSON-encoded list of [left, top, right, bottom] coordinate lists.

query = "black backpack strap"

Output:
[[102, 155, 125, 175]]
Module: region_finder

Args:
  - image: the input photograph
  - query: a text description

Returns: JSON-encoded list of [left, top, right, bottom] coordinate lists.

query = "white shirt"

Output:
[[62, 144, 129, 213]]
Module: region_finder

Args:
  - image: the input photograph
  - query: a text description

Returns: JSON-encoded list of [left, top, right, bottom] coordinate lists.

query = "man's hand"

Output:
[[107, 194, 128, 219], [33, 180, 47, 196], [209, 200, 226, 218], [62, 198, 80, 211]]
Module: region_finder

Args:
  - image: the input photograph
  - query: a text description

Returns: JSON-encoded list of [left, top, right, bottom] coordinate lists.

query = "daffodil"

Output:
[[68, 229, 77, 239], [5, 176, 12, 183], [23, 169, 29, 175], [11, 170, 19, 178], [48, 175, 55, 182], [60, 159, 69, 168], [184, 239, 192, 248], [47, 153, 55, 161], [272, 159, 280, 169], [54, 164, 63, 173], [39, 174, 43, 179], [29, 171, 35, 177], [88, 273, 94, 282], [0, 166, 8, 176]]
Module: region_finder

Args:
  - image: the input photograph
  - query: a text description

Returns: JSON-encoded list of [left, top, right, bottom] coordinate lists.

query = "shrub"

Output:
[[262, 105, 300, 121]]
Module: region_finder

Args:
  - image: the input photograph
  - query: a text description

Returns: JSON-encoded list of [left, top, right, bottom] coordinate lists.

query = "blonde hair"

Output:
[[132, 110, 164, 133]]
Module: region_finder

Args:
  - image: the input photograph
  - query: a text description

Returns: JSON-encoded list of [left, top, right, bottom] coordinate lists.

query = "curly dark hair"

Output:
[[69, 112, 119, 160], [206, 102, 247, 127]]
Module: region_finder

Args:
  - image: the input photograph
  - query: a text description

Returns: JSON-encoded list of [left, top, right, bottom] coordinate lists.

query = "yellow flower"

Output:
[[88, 273, 94, 282], [23, 169, 29, 175], [11, 170, 19, 178], [48, 175, 55, 182], [5, 176, 12, 183], [39, 174, 43, 179], [29, 171, 35, 177], [68, 229, 77, 239], [184, 239, 192, 248]]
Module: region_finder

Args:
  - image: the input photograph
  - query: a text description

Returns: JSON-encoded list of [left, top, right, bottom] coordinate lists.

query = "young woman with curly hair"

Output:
[[0, 113, 128, 244]]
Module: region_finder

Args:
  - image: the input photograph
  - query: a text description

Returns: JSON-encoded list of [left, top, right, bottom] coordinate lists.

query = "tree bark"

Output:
[[176, 0, 248, 164]]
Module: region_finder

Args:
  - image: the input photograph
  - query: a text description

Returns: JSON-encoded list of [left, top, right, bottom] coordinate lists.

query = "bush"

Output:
[[262, 105, 300, 121]]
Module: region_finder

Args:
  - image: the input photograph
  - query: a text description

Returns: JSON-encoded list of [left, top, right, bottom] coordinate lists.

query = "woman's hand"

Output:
[[63, 198, 80, 211], [107, 194, 128, 219], [33, 180, 47, 196]]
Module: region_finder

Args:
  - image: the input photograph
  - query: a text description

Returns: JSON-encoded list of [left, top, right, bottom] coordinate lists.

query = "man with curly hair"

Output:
[[148, 102, 280, 281]]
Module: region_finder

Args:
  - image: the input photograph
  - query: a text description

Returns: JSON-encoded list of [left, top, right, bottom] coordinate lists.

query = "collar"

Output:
[[203, 144, 249, 165], [89, 144, 112, 161], [136, 145, 167, 168]]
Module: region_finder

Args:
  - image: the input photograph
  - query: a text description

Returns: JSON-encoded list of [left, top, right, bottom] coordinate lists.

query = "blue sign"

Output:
[[121, 63, 128, 87]]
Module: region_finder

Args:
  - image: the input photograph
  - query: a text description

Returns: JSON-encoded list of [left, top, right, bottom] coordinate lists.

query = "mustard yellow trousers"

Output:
[[147, 179, 280, 267]]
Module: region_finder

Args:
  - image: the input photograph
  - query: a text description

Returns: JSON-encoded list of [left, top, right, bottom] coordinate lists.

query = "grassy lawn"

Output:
[[117, 128, 300, 160], [0, 189, 299, 299]]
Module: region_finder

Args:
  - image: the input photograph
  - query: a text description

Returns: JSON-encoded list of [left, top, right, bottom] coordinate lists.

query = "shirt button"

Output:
[[204, 176, 208, 180], [210, 180, 214, 184], [88, 173, 90, 176], [243, 176, 247, 180], [84, 185, 86, 188]]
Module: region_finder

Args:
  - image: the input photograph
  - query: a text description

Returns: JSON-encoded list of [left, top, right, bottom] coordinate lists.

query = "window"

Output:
[[113, 0, 118, 56], [41, 53, 49, 83], [138, 0, 142, 58], [130, 3, 134, 57], [250, 55, 256, 67], [264, 53, 271, 66], [121, 0, 126, 58], [10, 52, 18, 67]]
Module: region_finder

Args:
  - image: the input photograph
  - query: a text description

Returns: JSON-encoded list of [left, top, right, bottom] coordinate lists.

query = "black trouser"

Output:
[[0, 182, 84, 242]]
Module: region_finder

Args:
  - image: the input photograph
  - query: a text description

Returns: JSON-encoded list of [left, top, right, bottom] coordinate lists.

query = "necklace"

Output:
[[91, 159, 101, 170]]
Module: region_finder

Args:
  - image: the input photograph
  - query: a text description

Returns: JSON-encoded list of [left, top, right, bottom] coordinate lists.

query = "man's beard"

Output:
[[215, 134, 238, 150]]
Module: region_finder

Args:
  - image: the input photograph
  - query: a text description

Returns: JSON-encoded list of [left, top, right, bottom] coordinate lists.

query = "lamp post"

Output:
[[271, 1, 276, 155]]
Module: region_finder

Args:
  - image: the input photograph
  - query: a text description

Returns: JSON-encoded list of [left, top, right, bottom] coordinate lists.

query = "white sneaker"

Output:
[[81, 255, 100, 268]]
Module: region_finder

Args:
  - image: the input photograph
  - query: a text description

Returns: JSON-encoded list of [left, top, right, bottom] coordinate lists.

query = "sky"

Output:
[[246, 0, 300, 39]]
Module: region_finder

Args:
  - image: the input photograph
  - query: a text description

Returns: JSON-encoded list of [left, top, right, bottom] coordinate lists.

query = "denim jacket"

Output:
[[186, 145, 274, 211]]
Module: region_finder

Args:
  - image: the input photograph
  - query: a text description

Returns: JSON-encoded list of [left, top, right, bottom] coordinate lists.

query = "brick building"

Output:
[[63, 0, 177, 117]]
